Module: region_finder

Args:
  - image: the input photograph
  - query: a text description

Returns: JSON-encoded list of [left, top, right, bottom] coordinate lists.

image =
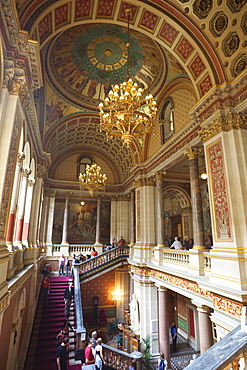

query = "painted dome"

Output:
[[46, 23, 167, 111]]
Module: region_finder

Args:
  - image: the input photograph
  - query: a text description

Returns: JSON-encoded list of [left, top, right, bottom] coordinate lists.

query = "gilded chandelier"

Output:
[[98, 9, 157, 147], [98, 81, 157, 147], [79, 163, 107, 197]]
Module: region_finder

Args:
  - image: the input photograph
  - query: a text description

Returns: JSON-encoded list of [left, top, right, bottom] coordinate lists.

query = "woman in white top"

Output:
[[170, 237, 183, 250], [95, 338, 104, 370]]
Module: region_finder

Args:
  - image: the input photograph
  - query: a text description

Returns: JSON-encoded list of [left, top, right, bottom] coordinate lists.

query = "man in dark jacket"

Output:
[[64, 283, 74, 317]]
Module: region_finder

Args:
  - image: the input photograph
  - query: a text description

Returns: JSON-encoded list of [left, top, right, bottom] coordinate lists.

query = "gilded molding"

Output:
[[183, 146, 202, 159], [132, 266, 242, 317], [155, 171, 164, 181], [0, 293, 10, 315], [199, 112, 247, 143], [134, 177, 155, 188]]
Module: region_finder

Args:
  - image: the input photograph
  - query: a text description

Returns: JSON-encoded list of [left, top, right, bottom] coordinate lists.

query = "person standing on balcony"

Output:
[[118, 236, 125, 247], [65, 257, 70, 276], [158, 352, 167, 370], [169, 236, 183, 250], [91, 247, 98, 257], [59, 254, 66, 276], [95, 337, 104, 370]]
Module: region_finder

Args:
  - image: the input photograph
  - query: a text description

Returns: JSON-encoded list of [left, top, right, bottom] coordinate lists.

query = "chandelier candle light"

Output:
[[98, 9, 157, 147], [79, 163, 107, 197]]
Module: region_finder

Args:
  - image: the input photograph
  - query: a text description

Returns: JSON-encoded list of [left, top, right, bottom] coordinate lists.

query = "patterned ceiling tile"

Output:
[[38, 14, 52, 43], [241, 11, 247, 34], [227, 0, 246, 13], [97, 0, 116, 18], [55, 3, 70, 28], [209, 11, 228, 37], [198, 74, 212, 96], [222, 32, 240, 57], [158, 21, 179, 46], [139, 9, 160, 33], [118, 2, 138, 23], [231, 53, 247, 77], [175, 37, 194, 61], [189, 55, 206, 79], [75, 0, 92, 20], [193, 0, 213, 19]]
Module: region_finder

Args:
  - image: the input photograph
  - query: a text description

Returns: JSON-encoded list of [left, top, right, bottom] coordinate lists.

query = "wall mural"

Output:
[[45, 23, 166, 120], [52, 199, 110, 244]]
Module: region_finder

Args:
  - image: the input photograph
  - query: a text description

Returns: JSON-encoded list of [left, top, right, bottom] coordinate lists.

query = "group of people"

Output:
[[56, 283, 76, 370], [167, 234, 213, 250], [85, 331, 104, 369]]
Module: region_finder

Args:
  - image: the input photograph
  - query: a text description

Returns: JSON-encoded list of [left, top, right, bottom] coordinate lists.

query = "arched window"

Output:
[[76, 155, 93, 179], [160, 98, 174, 145]]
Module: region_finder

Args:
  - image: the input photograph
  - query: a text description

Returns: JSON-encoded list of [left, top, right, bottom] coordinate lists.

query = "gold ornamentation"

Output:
[[79, 163, 107, 197], [183, 146, 202, 159], [132, 266, 242, 317], [199, 112, 247, 143]]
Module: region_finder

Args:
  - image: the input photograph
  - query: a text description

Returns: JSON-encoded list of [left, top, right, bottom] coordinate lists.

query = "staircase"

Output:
[[24, 276, 81, 370]]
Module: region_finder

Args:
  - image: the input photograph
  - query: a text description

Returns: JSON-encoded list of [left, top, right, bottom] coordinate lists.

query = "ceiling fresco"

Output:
[[45, 23, 167, 112]]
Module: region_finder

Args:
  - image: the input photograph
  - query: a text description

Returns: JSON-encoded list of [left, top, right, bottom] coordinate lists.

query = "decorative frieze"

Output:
[[199, 112, 247, 143], [132, 266, 242, 317]]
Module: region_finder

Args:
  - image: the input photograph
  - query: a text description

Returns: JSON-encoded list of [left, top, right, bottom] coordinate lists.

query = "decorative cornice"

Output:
[[183, 146, 202, 160], [199, 112, 247, 143], [134, 177, 155, 188], [132, 266, 242, 317]]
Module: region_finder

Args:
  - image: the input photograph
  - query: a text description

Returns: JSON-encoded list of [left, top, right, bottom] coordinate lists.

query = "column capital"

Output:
[[21, 168, 31, 177], [17, 152, 26, 163], [199, 112, 247, 143], [28, 179, 35, 187], [191, 300, 211, 313], [155, 171, 166, 181], [50, 191, 57, 198], [134, 177, 155, 188], [37, 164, 46, 178], [183, 146, 202, 160]]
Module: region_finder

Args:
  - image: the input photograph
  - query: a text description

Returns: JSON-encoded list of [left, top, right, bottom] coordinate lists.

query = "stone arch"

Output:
[[163, 186, 192, 240]]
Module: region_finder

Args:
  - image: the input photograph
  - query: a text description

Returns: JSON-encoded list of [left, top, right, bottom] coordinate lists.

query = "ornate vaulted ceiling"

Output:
[[13, 0, 247, 185]]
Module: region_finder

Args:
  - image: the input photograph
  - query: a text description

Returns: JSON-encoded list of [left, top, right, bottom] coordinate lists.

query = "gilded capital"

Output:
[[17, 152, 26, 163], [199, 112, 247, 143], [28, 179, 35, 187], [155, 171, 165, 181], [183, 146, 202, 160]]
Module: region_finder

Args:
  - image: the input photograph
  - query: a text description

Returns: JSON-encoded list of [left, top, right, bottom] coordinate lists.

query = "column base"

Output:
[[94, 243, 103, 254]]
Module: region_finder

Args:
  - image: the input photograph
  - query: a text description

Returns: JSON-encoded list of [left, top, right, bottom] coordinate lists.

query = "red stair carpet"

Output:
[[24, 276, 81, 370]]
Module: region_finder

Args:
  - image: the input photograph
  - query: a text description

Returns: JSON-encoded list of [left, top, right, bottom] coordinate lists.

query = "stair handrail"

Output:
[[77, 245, 129, 274], [102, 343, 142, 370], [73, 265, 87, 358]]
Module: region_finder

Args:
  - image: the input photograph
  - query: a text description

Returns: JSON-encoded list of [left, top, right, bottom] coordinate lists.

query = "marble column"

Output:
[[22, 179, 35, 248], [110, 197, 117, 245], [184, 147, 205, 249], [156, 172, 165, 247], [117, 195, 130, 244], [95, 196, 103, 252], [61, 194, 71, 246], [14, 168, 31, 249], [39, 191, 49, 249], [6, 153, 25, 251], [158, 287, 170, 367], [134, 178, 156, 263], [196, 305, 214, 354], [130, 190, 135, 246], [46, 192, 56, 255], [28, 167, 44, 248]]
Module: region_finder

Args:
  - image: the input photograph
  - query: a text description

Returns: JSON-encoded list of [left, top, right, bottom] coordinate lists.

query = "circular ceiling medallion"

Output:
[[46, 23, 166, 110]]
